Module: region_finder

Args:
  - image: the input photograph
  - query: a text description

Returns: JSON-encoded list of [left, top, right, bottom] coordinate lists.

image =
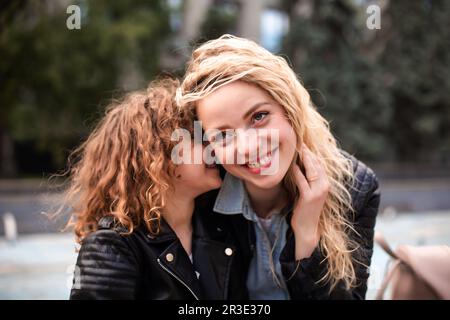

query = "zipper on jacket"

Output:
[[157, 258, 200, 300]]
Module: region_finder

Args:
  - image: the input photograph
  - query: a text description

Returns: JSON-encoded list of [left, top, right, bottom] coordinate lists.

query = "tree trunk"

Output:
[[0, 128, 17, 178]]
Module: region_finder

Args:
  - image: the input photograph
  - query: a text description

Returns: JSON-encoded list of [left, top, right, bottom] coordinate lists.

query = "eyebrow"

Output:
[[216, 102, 271, 130]]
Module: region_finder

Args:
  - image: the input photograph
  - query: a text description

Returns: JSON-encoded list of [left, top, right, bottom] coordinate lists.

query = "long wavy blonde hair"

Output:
[[61, 77, 193, 243], [177, 35, 360, 291]]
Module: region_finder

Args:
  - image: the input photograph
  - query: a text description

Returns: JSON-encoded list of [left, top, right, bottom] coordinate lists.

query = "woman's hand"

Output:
[[291, 145, 330, 260]]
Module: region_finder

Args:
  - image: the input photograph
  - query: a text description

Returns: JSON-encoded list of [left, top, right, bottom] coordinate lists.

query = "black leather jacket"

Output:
[[278, 151, 381, 299], [70, 208, 249, 300], [71, 151, 379, 300], [195, 150, 381, 300]]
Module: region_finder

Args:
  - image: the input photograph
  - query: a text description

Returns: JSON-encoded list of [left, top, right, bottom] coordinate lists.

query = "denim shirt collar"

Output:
[[213, 173, 258, 222], [213, 173, 293, 221]]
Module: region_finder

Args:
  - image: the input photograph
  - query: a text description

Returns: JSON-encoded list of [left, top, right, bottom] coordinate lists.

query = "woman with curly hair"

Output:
[[66, 78, 246, 300], [177, 35, 381, 299]]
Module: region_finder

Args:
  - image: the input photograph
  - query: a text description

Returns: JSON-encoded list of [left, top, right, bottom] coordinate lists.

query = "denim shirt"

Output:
[[214, 173, 291, 300]]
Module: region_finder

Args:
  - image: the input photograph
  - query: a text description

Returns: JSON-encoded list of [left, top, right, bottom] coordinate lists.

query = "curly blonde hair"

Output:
[[176, 35, 360, 291], [62, 77, 193, 243]]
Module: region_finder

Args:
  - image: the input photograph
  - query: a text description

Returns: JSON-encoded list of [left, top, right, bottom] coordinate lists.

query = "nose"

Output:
[[235, 129, 260, 164]]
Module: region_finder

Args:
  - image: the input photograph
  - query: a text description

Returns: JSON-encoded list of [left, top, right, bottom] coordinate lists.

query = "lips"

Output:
[[246, 154, 272, 169], [243, 149, 276, 174]]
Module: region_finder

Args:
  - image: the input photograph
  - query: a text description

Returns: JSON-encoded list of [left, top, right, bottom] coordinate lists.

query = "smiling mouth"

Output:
[[246, 154, 272, 169], [243, 148, 278, 173]]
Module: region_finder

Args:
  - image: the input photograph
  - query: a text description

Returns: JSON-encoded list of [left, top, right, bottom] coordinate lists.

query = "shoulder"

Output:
[[71, 216, 141, 299], [78, 216, 140, 263], [340, 149, 380, 213], [82, 216, 128, 243]]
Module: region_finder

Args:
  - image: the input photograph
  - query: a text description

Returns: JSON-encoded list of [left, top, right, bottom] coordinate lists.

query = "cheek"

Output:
[[213, 146, 233, 165], [176, 163, 221, 189], [271, 118, 297, 161], [281, 127, 297, 157], [176, 164, 201, 183]]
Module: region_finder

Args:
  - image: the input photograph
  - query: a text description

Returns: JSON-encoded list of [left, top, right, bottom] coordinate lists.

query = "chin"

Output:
[[204, 174, 222, 191], [202, 181, 221, 194], [246, 174, 284, 190], [226, 166, 285, 190], [212, 180, 222, 190], [191, 180, 221, 198]]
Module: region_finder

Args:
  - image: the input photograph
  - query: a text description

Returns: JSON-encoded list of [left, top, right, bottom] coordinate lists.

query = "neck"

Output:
[[244, 181, 288, 219], [162, 188, 195, 232]]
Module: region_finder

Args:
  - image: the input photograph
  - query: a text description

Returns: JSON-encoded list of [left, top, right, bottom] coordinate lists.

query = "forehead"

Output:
[[196, 81, 271, 129]]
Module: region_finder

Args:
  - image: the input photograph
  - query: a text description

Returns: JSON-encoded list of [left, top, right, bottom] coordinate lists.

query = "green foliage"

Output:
[[283, 0, 392, 160], [381, 0, 450, 161], [0, 0, 171, 168], [283, 0, 450, 162], [198, 2, 238, 43], [2, 0, 449, 175]]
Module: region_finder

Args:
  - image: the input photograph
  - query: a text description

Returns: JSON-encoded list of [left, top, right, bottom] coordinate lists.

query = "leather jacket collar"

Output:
[[136, 210, 237, 299]]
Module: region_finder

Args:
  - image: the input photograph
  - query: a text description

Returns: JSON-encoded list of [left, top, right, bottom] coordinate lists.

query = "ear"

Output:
[[173, 166, 182, 179], [170, 162, 182, 179]]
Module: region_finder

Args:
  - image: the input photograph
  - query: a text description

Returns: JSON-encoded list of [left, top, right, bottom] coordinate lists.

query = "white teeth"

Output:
[[247, 162, 260, 169], [259, 155, 271, 166], [247, 154, 271, 169]]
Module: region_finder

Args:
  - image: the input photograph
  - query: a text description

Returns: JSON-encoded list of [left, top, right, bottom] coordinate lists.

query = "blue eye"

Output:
[[252, 112, 268, 124]]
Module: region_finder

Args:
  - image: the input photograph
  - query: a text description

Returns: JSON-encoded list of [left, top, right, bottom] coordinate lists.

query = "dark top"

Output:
[[70, 150, 380, 300], [70, 208, 249, 300]]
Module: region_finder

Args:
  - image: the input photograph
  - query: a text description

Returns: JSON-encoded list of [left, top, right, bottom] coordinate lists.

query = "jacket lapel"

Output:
[[192, 210, 236, 299], [157, 240, 202, 299], [146, 219, 202, 299]]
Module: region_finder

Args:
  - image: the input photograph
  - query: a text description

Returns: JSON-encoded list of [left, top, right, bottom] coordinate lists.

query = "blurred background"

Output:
[[0, 0, 449, 299]]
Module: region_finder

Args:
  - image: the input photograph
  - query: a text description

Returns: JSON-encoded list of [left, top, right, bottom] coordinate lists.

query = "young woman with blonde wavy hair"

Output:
[[66, 78, 248, 300], [177, 35, 381, 299]]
